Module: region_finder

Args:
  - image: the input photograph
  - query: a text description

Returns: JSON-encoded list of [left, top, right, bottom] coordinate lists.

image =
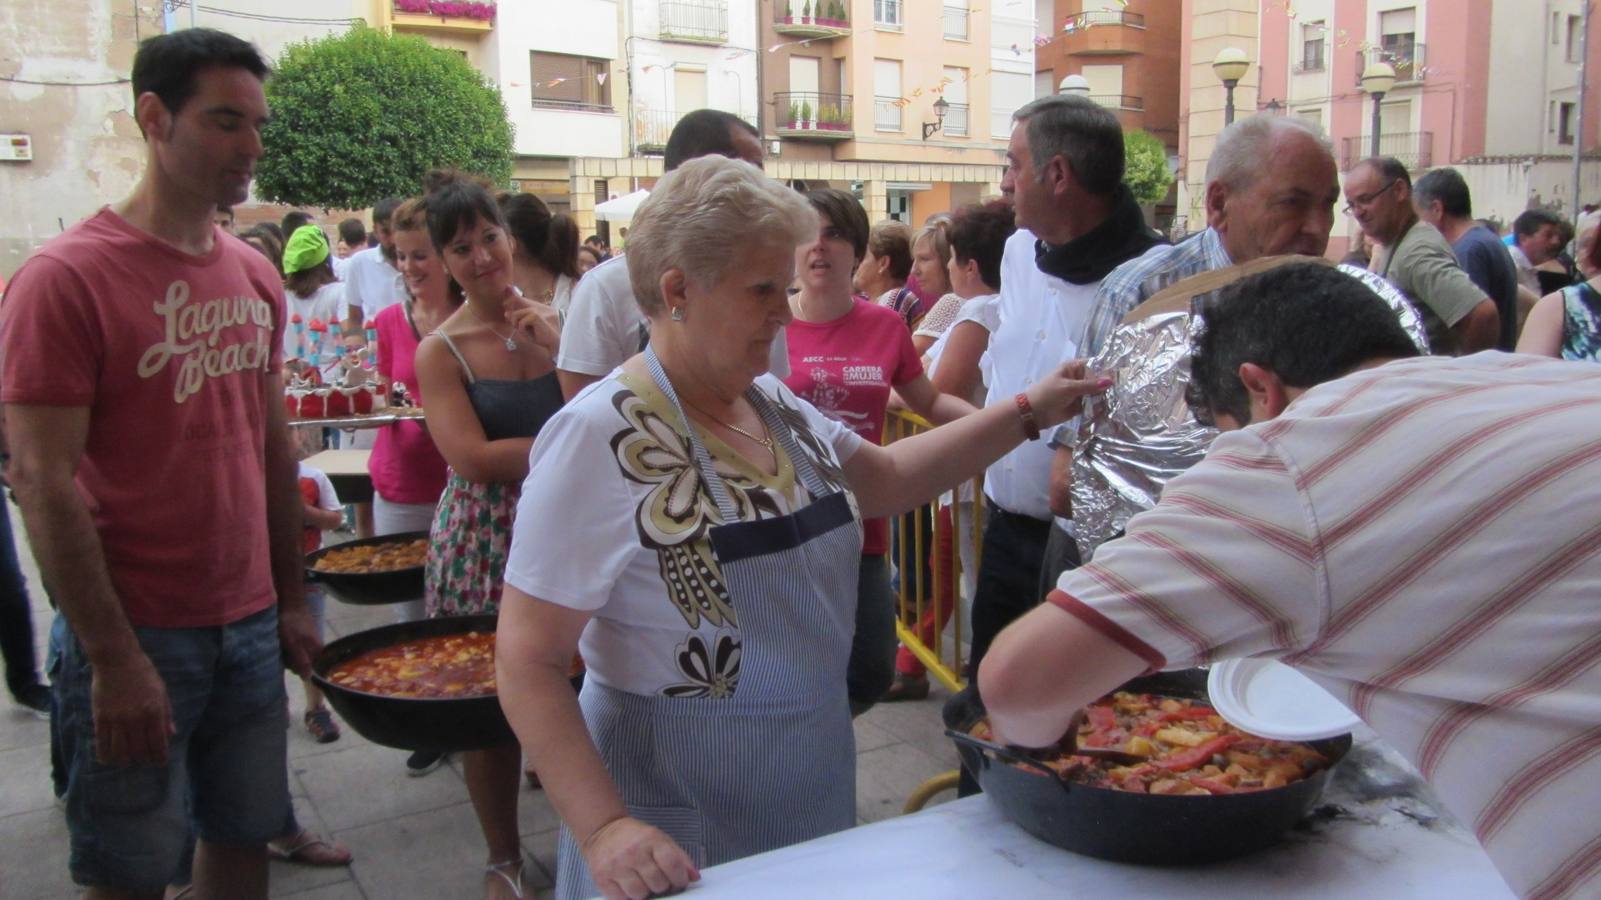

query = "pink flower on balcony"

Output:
[[393, 0, 497, 21]]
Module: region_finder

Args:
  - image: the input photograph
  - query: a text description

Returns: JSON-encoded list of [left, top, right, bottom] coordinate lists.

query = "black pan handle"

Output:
[[946, 728, 1073, 789]]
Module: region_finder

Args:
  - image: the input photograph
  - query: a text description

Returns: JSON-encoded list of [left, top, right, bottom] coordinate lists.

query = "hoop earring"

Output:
[[670, 306, 684, 322]]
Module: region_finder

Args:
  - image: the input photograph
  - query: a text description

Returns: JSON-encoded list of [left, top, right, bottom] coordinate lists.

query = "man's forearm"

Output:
[[11, 475, 138, 664], [1048, 444, 1073, 519], [1451, 299, 1500, 354]]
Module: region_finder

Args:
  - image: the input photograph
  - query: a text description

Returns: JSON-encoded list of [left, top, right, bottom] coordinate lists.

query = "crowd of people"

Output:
[[1, 24, 1600, 900]]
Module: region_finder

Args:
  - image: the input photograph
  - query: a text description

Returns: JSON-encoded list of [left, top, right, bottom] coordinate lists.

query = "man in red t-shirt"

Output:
[[0, 29, 317, 900]]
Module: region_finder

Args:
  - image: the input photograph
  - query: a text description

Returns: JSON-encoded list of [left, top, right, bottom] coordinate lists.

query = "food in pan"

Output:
[[311, 538, 428, 574], [328, 631, 496, 698], [972, 691, 1329, 795]]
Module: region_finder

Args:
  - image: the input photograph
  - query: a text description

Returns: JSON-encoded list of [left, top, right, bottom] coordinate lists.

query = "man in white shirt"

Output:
[[341, 196, 405, 330], [337, 197, 404, 531], [1507, 208, 1566, 294], [960, 95, 1166, 700], [557, 110, 781, 401]]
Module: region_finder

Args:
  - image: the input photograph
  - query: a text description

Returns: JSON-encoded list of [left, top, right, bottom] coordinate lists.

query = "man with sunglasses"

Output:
[[1343, 156, 1498, 354]]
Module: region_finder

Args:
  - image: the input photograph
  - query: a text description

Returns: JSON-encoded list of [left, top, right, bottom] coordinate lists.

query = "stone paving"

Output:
[[0, 506, 960, 899]]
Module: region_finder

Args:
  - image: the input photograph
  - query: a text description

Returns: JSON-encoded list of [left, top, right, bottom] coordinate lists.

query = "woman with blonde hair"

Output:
[[907, 215, 961, 355], [495, 156, 1109, 900]]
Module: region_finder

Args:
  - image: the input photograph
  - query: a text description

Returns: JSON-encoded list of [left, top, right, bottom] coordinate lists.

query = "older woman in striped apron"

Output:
[[496, 156, 1110, 900]]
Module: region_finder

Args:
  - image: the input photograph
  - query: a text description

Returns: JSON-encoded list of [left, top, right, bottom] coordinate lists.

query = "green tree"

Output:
[[1122, 129, 1173, 207], [256, 26, 514, 209]]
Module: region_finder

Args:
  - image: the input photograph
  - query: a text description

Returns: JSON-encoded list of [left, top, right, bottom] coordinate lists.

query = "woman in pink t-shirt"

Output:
[[369, 199, 457, 617], [784, 189, 976, 716]]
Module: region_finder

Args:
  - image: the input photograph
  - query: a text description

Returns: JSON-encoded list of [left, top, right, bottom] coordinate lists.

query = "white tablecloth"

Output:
[[686, 734, 1514, 898]]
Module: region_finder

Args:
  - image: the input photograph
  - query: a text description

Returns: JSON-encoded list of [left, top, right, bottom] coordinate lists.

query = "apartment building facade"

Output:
[[1033, 0, 1181, 149], [1179, 0, 1601, 248], [756, 0, 1035, 225], [1034, 0, 1181, 226], [0, 0, 383, 278]]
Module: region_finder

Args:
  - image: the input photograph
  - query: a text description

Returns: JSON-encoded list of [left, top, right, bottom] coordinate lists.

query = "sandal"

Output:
[[268, 828, 354, 867], [304, 707, 341, 744], [485, 856, 529, 899]]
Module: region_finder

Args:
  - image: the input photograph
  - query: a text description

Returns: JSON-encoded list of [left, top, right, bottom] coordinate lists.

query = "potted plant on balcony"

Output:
[[822, 0, 845, 27], [800, 98, 813, 129], [783, 0, 796, 24], [802, 0, 813, 25], [786, 100, 801, 129]]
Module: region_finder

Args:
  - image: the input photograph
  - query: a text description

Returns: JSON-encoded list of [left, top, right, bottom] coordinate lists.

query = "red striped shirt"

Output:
[[1053, 354, 1601, 900]]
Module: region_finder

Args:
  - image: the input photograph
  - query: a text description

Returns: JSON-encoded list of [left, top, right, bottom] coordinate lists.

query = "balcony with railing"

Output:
[[873, 95, 902, 132], [660, 0, 727, 44], [1354, 42, 1426, 86], [1060, 9, 1146, 55], [392, 0, 496, 34], [941, 102, 969, 137], [1089, 94, 1144, 111], [774, 92, 854, 140], [943, 6, 969, 40], [772, 1, 850, 39], [1339, 131, 1434, 170], [636, 108, 756, 152]]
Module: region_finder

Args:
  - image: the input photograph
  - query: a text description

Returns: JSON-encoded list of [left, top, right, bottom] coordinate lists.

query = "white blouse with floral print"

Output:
[[504, 371, 863, 699]]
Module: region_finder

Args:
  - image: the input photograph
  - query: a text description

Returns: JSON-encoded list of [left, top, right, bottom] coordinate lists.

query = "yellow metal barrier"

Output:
[[882, 408, 985, 693]]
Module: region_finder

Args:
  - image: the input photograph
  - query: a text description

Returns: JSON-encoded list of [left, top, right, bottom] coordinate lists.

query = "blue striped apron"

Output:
[[555, 349, 863, 899]]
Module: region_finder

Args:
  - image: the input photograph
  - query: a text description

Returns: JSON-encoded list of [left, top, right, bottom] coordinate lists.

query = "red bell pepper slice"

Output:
[[1154, 734, 1239, 771], [1157, 706, 1220, 723]]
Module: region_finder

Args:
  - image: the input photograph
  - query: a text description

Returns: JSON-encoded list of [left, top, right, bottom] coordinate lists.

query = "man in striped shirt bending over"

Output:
[[982, 262, 1601, 900]]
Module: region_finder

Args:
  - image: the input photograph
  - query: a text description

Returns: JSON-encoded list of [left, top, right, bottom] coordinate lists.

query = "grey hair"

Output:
[[1205, 114, 1333, 191], [1010, 94, 1125, 196], [625, 156, 816, 317]]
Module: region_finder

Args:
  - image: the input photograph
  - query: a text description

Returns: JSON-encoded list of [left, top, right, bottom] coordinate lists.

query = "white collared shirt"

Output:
[[342, 246, 406, 322], [980, 229, 1101, 520]]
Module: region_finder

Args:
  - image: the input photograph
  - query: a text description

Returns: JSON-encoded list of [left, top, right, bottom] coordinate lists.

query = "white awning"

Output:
[[595, 189, 650, 222]]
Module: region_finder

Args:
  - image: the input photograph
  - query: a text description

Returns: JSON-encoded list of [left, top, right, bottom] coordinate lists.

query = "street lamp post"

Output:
[[1212, 48, 1251, 126], [1361, 62, 1397, 158], [922, 96, 950, 141]]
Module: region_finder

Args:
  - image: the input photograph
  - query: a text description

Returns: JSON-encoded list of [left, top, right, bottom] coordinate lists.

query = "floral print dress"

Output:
[[423, 331, 564, 618], [425, 475, 521, 617]]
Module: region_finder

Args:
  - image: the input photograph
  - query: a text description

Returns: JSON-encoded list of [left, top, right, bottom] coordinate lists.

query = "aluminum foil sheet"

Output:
[[1069, 263, 1429, 560]]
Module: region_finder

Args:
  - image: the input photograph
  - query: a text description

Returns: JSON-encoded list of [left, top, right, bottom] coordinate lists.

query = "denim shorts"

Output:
[[55, 606, 289, 893]]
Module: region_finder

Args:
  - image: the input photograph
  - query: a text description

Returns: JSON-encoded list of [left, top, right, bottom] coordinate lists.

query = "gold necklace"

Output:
[[682, 396, 773, 451]]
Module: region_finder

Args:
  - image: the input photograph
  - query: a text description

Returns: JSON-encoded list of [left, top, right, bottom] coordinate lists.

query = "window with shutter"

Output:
[[530, 52, 612, 111]]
